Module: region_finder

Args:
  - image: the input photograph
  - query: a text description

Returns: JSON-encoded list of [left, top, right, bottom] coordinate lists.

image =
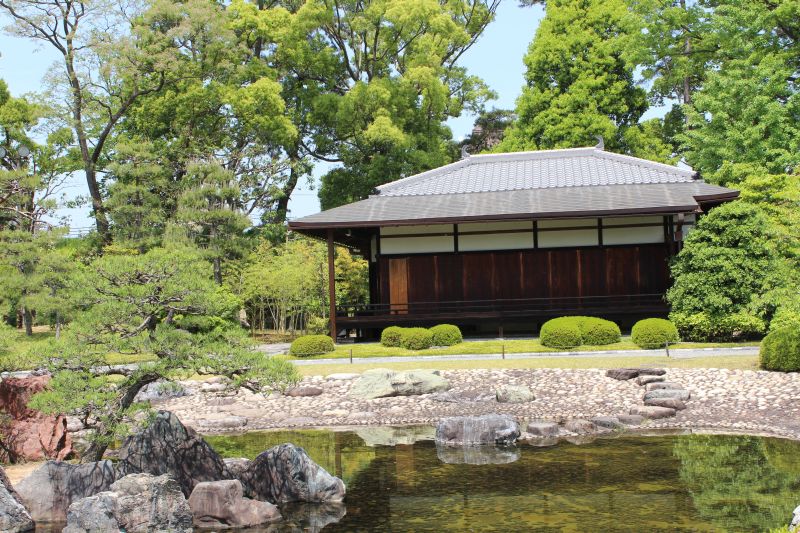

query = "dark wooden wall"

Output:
[[376, 244, 670, 304]]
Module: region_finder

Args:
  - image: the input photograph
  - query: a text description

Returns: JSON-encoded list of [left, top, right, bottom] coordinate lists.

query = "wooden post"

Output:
[[327, 229, 337, 341]]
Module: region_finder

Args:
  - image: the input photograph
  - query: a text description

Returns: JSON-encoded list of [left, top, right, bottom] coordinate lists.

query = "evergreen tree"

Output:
[[499, 0, 647, 152]]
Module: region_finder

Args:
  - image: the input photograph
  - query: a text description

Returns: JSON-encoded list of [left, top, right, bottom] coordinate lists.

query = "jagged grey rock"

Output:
[[0, 466, 34, 533], [15, 460, 115, 523], [630, 406, 677, 419], [495, 385, 534, 403], [63, 474, 192, 533], [643, 389, 691, 402], [435, 414, 520, 446], [605, 368, 640, 381], [349, 369, 450, 399], [637, 369, 667, 376], [188, 479, 281, 529], [116, 411, 227, 496], [223, 458, 251, 480], [239, 443, 345, 504], [526, 421, 560, 437]]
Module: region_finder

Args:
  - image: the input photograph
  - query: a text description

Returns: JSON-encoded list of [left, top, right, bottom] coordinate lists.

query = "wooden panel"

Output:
[[389, 258, 409, 313], [520, 250, 549, 299], [637, 244, 669, 294], [493, 251, 523, 300], [578, 248, 606, 296], [605, 247, 640, 295], [548, 249, 579, 298], [435, 255, 462, 302], [462, 253, 494, 301], [407, 256, 436, 303], [378, 258, 390, 305]]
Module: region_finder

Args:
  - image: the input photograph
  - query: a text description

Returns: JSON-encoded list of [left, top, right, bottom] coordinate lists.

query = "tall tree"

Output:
[[499, 0, 648, 152]]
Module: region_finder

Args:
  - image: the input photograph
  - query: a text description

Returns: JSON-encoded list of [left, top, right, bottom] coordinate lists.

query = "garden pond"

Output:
[[202, 427, 800, 532]]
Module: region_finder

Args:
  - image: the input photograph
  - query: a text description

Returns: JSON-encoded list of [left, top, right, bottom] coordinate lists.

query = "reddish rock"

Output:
[[0, 376, 73, 462]]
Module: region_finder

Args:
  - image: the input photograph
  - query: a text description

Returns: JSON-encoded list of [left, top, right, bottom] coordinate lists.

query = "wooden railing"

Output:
[[336, 294, 667, 320]]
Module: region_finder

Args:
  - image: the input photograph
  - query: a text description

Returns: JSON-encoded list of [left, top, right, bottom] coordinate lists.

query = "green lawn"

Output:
[[295, 354, 761, 377], [288, 336, 760, 360]]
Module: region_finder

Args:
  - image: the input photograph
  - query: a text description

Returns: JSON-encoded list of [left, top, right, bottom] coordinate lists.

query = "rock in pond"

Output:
[[356, 426, 435, 447], [350, 369, 450, 399], [435, 414, 520, 446], [281, 502, 347, 532], [116, 410, 227, 496], [0, 466, 34, 533], [526, 421, 560, 437], [643, 389, 691, 402], [15, 460, 115, 523], [63, 474, 192, 533], [436, 444, 520, 465], [189, 479, 281, 529], [564, 419, 600, 434], [644, 397, 687, 410], [495, 385, 535, 403], [630, 406, 676, 419], [239, 443, 345, 504], [591, 416, 625, 430]]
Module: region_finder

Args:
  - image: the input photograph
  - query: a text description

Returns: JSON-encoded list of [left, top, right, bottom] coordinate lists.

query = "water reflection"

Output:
[[205, 430, 800, 532], [436, 443, 520, 465]]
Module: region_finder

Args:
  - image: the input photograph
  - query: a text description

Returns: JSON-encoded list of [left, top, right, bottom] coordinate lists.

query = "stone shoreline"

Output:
[[158, 367, 800, 441]]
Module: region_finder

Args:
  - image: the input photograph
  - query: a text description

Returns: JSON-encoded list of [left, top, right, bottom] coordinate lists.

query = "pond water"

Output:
[[205, 428, 800, 532]]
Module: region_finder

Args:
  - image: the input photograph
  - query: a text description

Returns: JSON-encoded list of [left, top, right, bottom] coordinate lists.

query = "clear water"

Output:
[[205, 429, 800, 532]]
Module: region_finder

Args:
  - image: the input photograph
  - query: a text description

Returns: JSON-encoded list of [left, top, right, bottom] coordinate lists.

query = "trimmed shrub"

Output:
[[380, 326, 404, 347], [399, 327, 434, 350], [289, 334, 335, 356], [430, 324, 462, 346], [540, 317, 582, 348], [760, 327, 800, 372], [631, 318, 680, 349], [671, 311, 766, 342], [577, 317, 621, 345]]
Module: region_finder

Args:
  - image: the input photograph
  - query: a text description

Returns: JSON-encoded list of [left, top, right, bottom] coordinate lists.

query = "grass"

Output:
[[294, 354, 761, 377], [288, 336, 760, 360]]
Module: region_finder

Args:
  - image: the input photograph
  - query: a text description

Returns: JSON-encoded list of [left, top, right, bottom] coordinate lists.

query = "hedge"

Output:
[[577, 317, 621, 345], [380, 326, 404, 347], [399, 327, 434, 350], [760, 327, 800, 372], [631, 318, 680, 349], [289, 334, 335, 356], [430, 324, 462, 346], [540, 317, 582, 348]]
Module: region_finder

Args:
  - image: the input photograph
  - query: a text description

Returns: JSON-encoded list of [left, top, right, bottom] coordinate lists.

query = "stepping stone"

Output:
[[564, 419, 598, 434], [617, 414, 645, 425], [606, 368, 640, 381], [630, 406, 676, 419], [637, 368, 666, 376], [528, 437, 560, 447], [590, 416, 624, 430], [644, 397, 687, 410], [645, 382, 682, 391], [285, 386, 324, 397], [636, 375, 665, 386], [643, 389, 691, 402], [526, 422, 560, 437]]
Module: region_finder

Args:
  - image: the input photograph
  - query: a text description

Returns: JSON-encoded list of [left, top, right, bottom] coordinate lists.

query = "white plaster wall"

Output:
[[538, 229, 599, 248], [380, 235, 455, 254], [604, 216, 663, 227], [603, 226, 664, 245], [460, 232, 534, 251]]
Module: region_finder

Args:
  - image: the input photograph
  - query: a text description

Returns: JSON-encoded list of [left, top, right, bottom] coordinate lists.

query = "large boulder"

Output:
[[0, 466, 33, 532], [115, 411, 227, 496], [0, 376, 73, 462], [239, 443, 345, 504], [188, 479, 281, 529], [15, 460, 115, 523], [349, 369, 450, 399], [63, 474, 192, 533], [790, 504, 800, 531], [495, 385, 534, 403], [435, 414, 520, 446]]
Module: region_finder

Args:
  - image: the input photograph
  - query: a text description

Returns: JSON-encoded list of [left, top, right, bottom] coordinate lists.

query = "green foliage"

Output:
[[499, 0, 647, 153], [760, 327, 800, 373], [430, 324, 463, 347], [631, 318, 679, 349], [539, 317, 582, 349], [289, 334, 335, 357], [579, 317, 622, 346], [398, 327, 434, 350], [0, 322, 12, 354], [305, 316, 329, 335], [667, 202, 784, 341], [380, 326, 404, 348]]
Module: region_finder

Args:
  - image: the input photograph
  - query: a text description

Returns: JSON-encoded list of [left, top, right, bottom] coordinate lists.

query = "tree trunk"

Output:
[[273, 150, 301, 224], [213, 257, 222, 285], [22, 307, 33, 336]]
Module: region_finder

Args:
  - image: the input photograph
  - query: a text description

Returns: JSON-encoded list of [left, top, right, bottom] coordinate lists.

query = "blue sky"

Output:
[[0, 2, 546, 227]]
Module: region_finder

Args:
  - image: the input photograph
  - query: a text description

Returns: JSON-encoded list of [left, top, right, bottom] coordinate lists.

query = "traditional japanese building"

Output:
[[288, 144, 739, 339]]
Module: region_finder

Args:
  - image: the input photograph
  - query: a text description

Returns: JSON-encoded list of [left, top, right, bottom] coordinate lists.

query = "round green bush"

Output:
[[430, 324, 462, 346], [380, 326, 404, 347], [540, 317, 582, 348], [576, 317, 621, 345], [399, 327, 434, 350], [289, 334, 335, 357], [631, 318, 680, 349], [760, 327, 800, 372]]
